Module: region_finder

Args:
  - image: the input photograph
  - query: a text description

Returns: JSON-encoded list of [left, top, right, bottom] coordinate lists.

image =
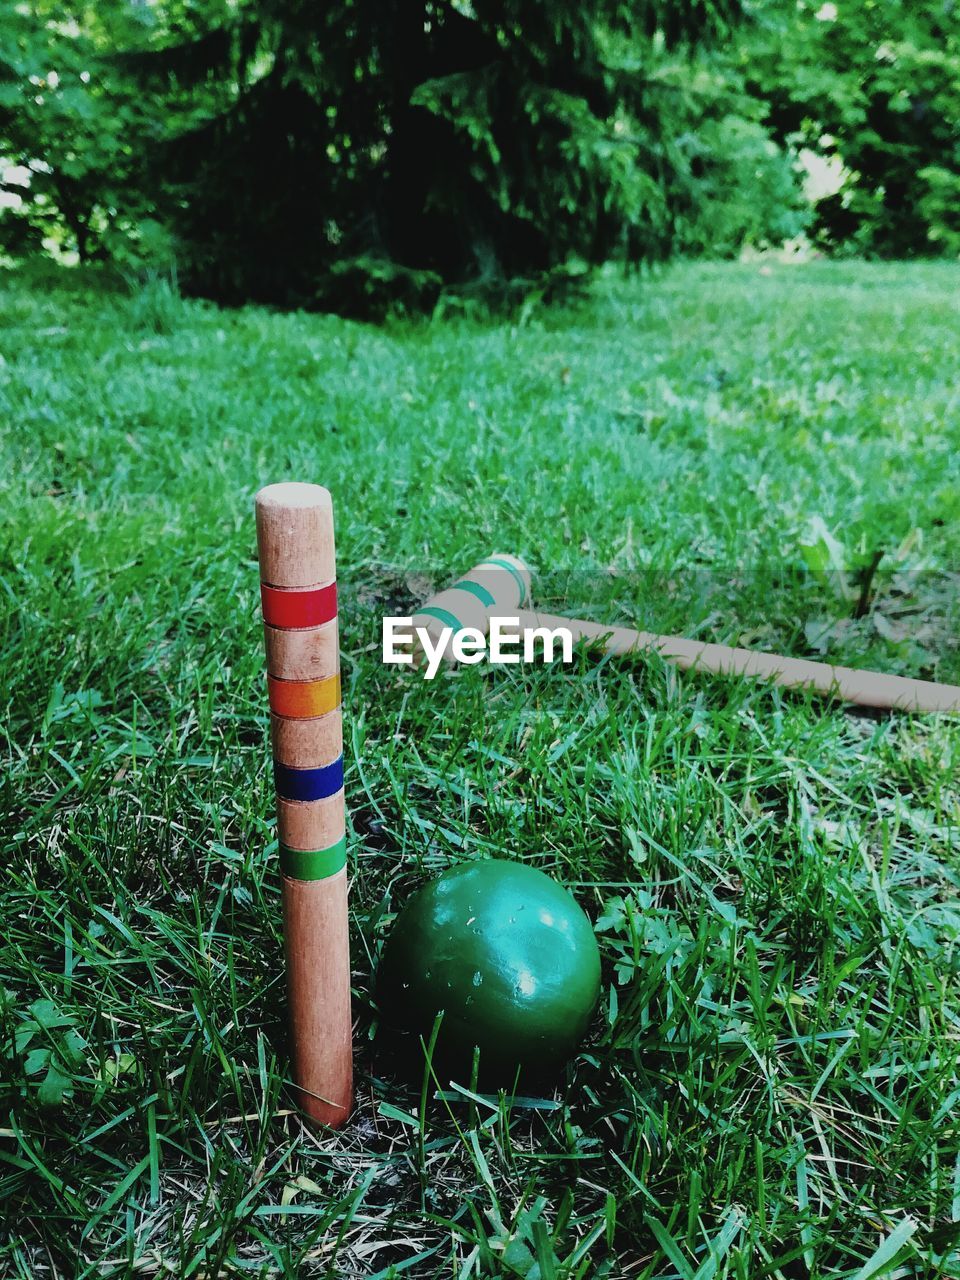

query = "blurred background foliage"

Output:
[[0, 0, 957, 313]]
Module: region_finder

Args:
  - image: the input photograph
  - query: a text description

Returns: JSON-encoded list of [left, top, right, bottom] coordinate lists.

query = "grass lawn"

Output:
[[1, 259, 959, 1277]]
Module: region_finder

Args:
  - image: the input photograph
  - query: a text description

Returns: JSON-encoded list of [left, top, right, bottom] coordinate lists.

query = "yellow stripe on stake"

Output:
[[268, 672, 341, 719]]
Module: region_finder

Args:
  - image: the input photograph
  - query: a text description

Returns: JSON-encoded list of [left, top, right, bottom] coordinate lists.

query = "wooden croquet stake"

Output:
[[255, 483, 352, 1127]]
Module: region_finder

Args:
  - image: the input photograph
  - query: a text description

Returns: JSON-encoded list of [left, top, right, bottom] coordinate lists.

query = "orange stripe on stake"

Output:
[[268, 672, 341, 719]]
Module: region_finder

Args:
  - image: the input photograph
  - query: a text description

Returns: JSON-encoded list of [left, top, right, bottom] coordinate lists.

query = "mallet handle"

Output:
[[255, 483, 353, 1128], [517, 610, 960, 714]]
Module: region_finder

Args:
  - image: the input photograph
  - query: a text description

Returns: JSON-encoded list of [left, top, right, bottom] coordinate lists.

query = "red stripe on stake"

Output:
[[261, 581, 337, 629]]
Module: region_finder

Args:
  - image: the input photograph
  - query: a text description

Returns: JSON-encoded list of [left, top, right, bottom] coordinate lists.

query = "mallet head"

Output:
[[412, 554, 532, 665]]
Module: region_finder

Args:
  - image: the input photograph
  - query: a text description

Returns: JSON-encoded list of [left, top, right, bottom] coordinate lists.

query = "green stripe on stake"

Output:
[[478, 557, 528, 607], [280, 836, 347, 881]]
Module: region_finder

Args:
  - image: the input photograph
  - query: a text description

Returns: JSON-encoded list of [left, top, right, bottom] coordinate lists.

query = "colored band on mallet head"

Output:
[[268, 672, 341, 719], [412, 553, 533, 665], [280, 836, 347, 881], [261, 581, 338, 630]]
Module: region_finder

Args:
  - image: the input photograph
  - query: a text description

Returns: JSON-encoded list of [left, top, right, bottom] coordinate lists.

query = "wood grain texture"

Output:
[[271, 710, 343, 769], [282, 870, 353, 1126], [277, 791, 345, 851], [515, 609, 960, 714], [255, 483, 336, 588], [255, 481, 352, 1130], [264, 619, 340, 681]]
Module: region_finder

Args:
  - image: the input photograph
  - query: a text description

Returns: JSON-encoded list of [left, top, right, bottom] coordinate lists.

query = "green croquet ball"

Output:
[[378, 859, 601, 1076]]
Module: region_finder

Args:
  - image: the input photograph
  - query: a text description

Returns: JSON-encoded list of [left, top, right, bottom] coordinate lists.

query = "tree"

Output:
[[746, 0, 960, 256], [0, 1, 151, 262], [120, 0, 748, 311]]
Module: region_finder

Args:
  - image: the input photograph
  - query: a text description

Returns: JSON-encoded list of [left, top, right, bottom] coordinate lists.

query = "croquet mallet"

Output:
[[413, 556, 960, 714]]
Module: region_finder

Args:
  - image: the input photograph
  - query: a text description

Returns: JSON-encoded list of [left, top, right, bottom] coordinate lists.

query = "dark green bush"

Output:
[[118, 0, 762, 310]]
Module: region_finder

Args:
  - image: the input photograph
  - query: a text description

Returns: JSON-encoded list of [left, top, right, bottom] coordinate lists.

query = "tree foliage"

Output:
[[107, 0, 757, 310], [16, 0, 957, 308], [647, 52, 807, 259], [0, 0, 811, 309], [0, 2, 153, 261], [749, 0, 960, 256]]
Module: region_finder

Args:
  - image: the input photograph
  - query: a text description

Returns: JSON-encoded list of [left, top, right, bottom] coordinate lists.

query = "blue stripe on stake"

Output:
[[451, 579, 496, 608], [274, 755, 344, 803], [479, 557, 528, 607]]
